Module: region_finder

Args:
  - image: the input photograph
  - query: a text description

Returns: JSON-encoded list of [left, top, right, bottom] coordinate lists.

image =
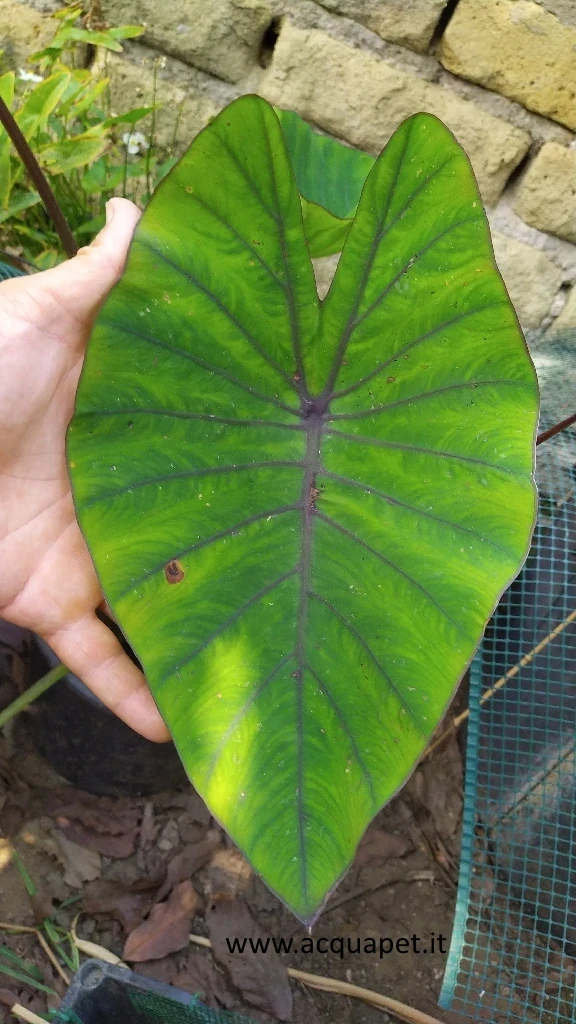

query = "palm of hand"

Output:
[[0, 200, 169, 742]]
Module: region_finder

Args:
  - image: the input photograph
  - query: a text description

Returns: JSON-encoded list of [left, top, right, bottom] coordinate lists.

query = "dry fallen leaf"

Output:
[[124, 881, 199, 962], [83, 879, 157, 933], [56, 833, 101, 888], [207, 898, 292, 1021], [55, 816, 137, 858], [411, 734, 463, 842], [20, 818, 101, 887], [44, 788, 140, 858], [157, 829, 221, 902], [205, 845, 252, 901], [173, 957, 222, 1009], [174, 954, 247, 1013]]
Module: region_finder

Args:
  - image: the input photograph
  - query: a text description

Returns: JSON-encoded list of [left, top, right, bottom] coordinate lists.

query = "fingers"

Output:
[[32, 198, 142, 329], [45, 612, 170, 743]]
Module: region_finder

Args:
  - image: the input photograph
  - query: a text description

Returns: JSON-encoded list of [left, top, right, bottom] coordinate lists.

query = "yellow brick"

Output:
[[259, 21, 530, 205], [440, 0, 576, 131], [514, 142, 576, 244]]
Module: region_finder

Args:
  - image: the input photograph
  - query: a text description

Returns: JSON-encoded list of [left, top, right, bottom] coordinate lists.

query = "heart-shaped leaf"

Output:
[[68, 96, 538, 922]]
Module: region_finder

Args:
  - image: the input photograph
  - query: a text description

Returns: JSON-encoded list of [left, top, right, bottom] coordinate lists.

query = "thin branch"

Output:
[[0, 662, 67, 728], [0, 96, 77, 258], [536, 412, 576, 446], [187, 934, 446, 1024], [424, 607, 576, 758], [0, 922, 69, 985]]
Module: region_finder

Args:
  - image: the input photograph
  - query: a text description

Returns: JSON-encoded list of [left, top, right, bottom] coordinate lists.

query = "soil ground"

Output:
[[0, 626, 471, 1024]]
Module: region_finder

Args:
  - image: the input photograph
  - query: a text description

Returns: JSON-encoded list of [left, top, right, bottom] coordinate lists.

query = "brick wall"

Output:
[[4, 0, 576, 339]]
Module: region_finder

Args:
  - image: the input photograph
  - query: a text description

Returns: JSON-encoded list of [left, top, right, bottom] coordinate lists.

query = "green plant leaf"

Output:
[[62, 75, 108, 118], [42, 26, 124, 53], [52, 4, 83, 22], [0, 71, 15, 207], [56, 67, 91, 111], [102, 106, 156, 127], [17, 71, 71, 141], [106, 24, 146, 40], [33, 248, 64, 268], [0, 946, 57, 995], [68, 97, 538, 922], [80, 154, 148, 193], [0, 189, 40, 224], [301, 196, 352, 258], [0, 945, 43, 981], [75, 214, 105, 236], [275, 105, 374, 219], [38, 127, 108, 174]]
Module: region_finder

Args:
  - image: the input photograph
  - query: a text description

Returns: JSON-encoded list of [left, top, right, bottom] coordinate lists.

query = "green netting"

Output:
[[440, 338, 576, 1022], [54, 962, 261, 1024], [128, 989, 258, 1024], [52, 987, 259, 1024]]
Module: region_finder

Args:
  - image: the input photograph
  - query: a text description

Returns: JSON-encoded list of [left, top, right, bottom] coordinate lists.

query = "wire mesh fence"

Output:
[[440, 338, 576, 1023]]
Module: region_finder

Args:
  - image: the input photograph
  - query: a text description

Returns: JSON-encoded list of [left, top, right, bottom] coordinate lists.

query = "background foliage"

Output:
[[0, 4, 176, 268]]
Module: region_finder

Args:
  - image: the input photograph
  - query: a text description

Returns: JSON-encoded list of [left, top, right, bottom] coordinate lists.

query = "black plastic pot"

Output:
[[59, 959, 257, 1024], [22, 631, 187, 797]]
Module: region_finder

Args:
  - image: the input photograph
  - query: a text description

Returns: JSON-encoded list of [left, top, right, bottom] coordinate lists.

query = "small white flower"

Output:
[[18, 68, 43, 83], [122, 130, 150, 156]]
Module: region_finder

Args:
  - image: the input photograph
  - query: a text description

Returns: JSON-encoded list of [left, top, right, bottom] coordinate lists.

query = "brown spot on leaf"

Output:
[[309, 485, 321, 507], [164, 560, 185, 584], [387, 376, 396, 383]]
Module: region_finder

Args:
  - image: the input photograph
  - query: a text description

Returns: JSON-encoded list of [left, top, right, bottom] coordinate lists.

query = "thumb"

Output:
[[39, 198, 141, 321]]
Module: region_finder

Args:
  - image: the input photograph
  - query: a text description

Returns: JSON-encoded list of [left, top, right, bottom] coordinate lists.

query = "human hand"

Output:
[[0, 199, 170, 742]]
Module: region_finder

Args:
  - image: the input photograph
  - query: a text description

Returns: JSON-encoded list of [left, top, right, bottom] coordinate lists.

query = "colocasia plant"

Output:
[[67, 95, 538, 921]]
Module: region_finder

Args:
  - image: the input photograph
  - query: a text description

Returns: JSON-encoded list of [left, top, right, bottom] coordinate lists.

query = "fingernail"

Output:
[[105, 200, 115, 224]]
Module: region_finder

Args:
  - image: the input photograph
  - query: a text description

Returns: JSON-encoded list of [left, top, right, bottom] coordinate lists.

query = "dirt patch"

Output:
[[0, 634, 466, 1024]]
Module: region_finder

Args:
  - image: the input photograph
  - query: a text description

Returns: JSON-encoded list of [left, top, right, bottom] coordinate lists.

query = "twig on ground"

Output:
[[70, 913, 128, 968], [323, 871, 435, 915], [8, 1004, 47, 1024], [187, 932, 446, 1024], [0, 922, 69, 984], [424, 608, 576, 759]]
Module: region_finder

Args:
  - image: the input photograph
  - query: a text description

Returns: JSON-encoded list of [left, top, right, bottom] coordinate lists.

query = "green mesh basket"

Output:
[[55, 961, 260, 1024], [440, 339, 576, 1022]]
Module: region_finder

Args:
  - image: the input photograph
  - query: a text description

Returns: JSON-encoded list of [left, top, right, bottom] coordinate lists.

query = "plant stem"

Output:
[[0, 662, 67, 729], [536, 411, 576, 446], [0, 96, 77, 258], [145, 58, 159, 200]]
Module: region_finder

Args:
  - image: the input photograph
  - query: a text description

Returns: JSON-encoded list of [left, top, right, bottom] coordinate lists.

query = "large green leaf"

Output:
[[275, 106, 374, 218], [277, 106, 375, 257], [68, 96, 538, 922]]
